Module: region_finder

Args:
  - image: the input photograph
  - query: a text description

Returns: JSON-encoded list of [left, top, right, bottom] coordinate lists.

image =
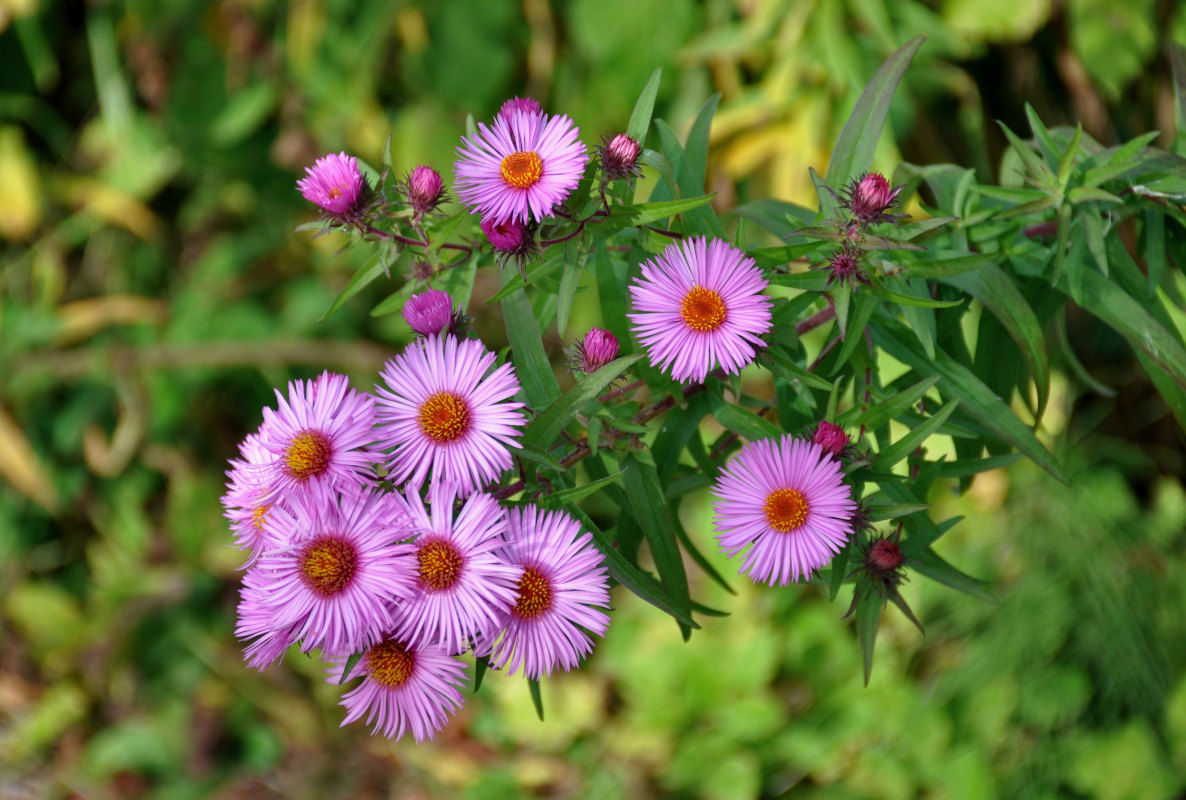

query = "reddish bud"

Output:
[[570, 328, 620, 374], [812, 421, 849, 457], [845, 171, 903, 225], [406, 165, 444, 217], [480, 216, 527, 252], [600, 133, 642, 180], [867, 539, 902, 572], [825, 250, 864, 288], [403, 289, 454, 337]]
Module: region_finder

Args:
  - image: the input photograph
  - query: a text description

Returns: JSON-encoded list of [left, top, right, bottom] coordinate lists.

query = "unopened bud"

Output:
[[846, 172, 902, 225], [825, 250, 864, 288], [867, 539, 902, 572], [296, 152, 366, 220], [404, 289, 454, 337], [600, 133, 642, 181], [572, 328, 620, 373], [481, 216, 528, 252], [406, 165, 444, 217], [812, 421, 849, 457]]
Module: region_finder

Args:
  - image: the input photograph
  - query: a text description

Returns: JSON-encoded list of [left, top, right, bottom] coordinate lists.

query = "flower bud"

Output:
[[498, 96, 543, 121], [297, 152, 366, 219], [600, 133, 642, 180], [825, 249, 863, 288], [480, 216, 527, 252], [845, 171, 902, 225], [812, 421, 849, 458], [406, 165, 444, 217], [866, 539, 903, 572], [403, 289, 454, 337], [573, 328, 620, 373]]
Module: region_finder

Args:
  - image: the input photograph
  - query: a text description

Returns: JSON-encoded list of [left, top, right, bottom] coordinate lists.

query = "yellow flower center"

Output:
[[680, 285, 727, 332], [500, 150, 543, 189], [512, 566, 553, 619], [764, 488, 809, 532], [417, 392, 470, 443], [299, 537, 357, 596], [285, 430, 332, 480], [251, 503, 271, 531], [417, 539, 463, 591], [365, 639, 416, 688]]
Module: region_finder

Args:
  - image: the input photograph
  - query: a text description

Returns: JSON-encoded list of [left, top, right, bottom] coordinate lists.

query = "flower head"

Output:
[[330, 636, 466, 742], [823, 249, 866, 289], [256, 372, 382, 501], [405, 165, 445, 217], [598, 133, 642, 181], [844, 171, 904, 226], [374, 335, 526, 495], [222, 431, 288, 566], [628, 237, 772, 383], [713, 435, 856, 585], [404, 289, 454, 337], [395, 483, 519, 653], [566, 327, 620, 374], [498, 96, 543, 121], [811, 421, 849, 458], [485, 505, 611, 678], [297, 152, 366, 219], [454, 109, 588, 224], [242, 484, 418, 659]]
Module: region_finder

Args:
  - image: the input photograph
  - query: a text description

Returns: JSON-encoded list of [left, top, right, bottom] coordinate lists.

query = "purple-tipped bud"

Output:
[[600, 133, 642, 180], [825, 250, 863, 288], [812, 421, 849, 457], [297, 152, 365, 217], [498, 96, 543, 121], [404, 289, 454, 337], [867, 539, 903, 572], [581, 328, 620, 372], [846, 172, 903, 225], [480, 216, 527, 252], [406, 165, 444, 216]]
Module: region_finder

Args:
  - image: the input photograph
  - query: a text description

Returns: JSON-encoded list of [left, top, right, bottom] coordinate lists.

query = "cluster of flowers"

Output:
[[239, 95, 909, 741]]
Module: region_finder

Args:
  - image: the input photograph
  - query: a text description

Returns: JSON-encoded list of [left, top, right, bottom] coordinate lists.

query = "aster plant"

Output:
[[226, 38, 1186, 739]]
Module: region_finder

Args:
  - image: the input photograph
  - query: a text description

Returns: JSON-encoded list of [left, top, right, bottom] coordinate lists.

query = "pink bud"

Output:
[[867, 539, 903, 572], [480, 216, 527, 252], [580, 328, 620, 373], [812, 421, 849, 457], [406, 165, 443, 216], [601, 133, 641, 180], [826, 250, 862, 288], [403, 289, 454, 337], [847, 172, 902, 225]]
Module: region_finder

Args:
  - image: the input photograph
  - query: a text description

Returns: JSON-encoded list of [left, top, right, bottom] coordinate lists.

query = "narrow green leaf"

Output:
[[1024, 103, 1062, 168], [872, 318, 1068, 483], [556, 234, 587, 337], [825, 35, 927, 187], [602, 195, 716, 232], [1057, 124, 1083, 190], [768, 271, 830, 291], [1067, 186, 1124, 205], [708, 392, 782, 441], [842, 376, 938, 428], [899, 253, 997, 280], [522, 355, 643, 449], [764, 346, 834, 392], [909, 547, 997, 604], [828, 539, 852, 600], [864, 502, 933, 522], [1081, 207, 1108, 276], [937, 453, 1023, 478], [319, 254, 383, 321], [517, 443, 565, 472], [473, 655, 490, 692], [537, 471, 625, 510], [811, 166, 842, 221], [833, 290, 879, 371], [623, 455, 692, 635], [998, 121, 1055, 186], [1170, 41, 1186, 140], [627, 68, 662, 143], [868, 279, 962, 308], [834, 284, 851, 339], [1145, 209, 1167, 300], [527, 678, 544, 721], [673, 516, 735, 595], [568, 507, 699, 629], [875, 400, 958, 468], [501, 281, 560, 408], [856, 590, 883, 686], [939, 263, 1051, 423]]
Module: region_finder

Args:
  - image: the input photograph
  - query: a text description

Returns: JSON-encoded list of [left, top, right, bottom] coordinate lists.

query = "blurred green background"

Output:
[[3, 0, 1186, 797]]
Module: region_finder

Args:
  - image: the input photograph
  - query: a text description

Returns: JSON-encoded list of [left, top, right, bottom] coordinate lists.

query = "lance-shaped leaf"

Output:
[[627, 68, 662, 142], [522, 355, 643, 450], [600, 195, 716, 233], [319, 253, 383, 321], [500, 281, 561, 408], [874, 399, 958, 468], [623, 454, 692, 637], [825, 35, 926, 187]]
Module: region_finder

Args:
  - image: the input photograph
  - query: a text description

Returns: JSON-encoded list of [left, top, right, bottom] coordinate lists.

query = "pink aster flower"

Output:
[[454, 109, 588, 224], [628, 237, 773, 383], [485, 505, 610, 678], [404, 289, 454, 337], [329, 636, 466, 742], [256, 371, 382, 501], [498, 96, 543, 121], [713, 435, 857, 586], [297, 152, 366, 217], [245, 484, 418, 658], [395, 482, 519, 653], [236, 572, 301, 670], [374, 335, 526, 495]]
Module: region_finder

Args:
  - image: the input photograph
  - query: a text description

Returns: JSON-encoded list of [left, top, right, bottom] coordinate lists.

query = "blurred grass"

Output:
[[3, 0, 1186, 797]]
